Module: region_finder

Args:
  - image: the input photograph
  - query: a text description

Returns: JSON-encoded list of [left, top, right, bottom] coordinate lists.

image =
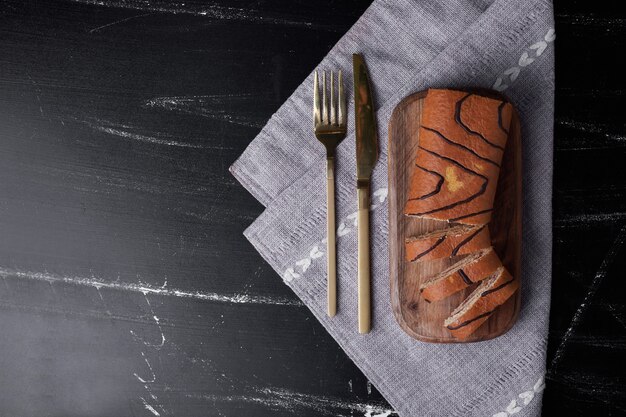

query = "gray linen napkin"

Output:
[[231, 0, 555, 416]]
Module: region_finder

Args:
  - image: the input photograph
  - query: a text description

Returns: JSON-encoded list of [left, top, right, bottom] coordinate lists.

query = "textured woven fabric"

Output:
[[230, 0, 555, 416]]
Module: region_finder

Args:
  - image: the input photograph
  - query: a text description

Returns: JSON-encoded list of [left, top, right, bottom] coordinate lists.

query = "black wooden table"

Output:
[[0, 1, 624, 416]]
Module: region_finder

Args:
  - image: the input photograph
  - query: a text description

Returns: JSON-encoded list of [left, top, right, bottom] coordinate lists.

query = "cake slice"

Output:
[[405, 224, 490, 263], [445, 267, 519, 340], [419, 247, 501, 302]]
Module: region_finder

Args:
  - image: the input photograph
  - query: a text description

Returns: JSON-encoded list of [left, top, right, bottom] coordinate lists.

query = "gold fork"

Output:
[[314, 70, 347, 317]]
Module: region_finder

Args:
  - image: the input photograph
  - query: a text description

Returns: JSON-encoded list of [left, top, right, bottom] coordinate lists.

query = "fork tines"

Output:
[[314, 70, 346, 129]]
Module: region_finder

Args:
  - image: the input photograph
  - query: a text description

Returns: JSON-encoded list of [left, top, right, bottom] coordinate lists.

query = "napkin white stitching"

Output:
[[493, 28, 555, 92], [296, 257, 312, 273], [282, 187, 388, 282], [491, 376, 545, 417], [337, 222, 351, 237]]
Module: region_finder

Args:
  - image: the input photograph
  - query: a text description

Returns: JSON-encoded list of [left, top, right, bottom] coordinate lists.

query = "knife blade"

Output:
[[354, 54, 379, 185], [353, 53, 378, 334]]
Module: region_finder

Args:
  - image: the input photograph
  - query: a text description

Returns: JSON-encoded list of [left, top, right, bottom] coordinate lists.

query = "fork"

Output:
[[314, 70, 347, 317]]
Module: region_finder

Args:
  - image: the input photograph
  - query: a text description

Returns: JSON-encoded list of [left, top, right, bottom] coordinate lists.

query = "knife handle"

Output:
[[357, 185, 371, 334], [326, 156, 337, 317]]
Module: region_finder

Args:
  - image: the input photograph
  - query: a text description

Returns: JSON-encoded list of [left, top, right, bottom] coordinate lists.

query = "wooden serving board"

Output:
[[388, 90, 522, 343]]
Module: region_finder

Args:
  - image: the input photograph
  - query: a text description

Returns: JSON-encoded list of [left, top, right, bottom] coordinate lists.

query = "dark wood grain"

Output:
[[0, 0, 624, 415], [388, 90, 521, 343]]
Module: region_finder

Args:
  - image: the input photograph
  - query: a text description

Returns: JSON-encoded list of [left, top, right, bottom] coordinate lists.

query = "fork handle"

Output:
[[357, 184, 371, 334], [326, 156, 337, 317]]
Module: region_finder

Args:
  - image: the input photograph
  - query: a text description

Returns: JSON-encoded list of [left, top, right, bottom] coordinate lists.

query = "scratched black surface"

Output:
[[0, 0, 624, 416]]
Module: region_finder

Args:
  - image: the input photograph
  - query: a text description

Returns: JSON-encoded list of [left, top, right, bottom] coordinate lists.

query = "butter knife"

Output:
[[353, 54, 378, 334]]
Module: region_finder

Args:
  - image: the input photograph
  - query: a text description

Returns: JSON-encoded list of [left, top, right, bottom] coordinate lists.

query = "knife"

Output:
[[353, 53, 378, 334]]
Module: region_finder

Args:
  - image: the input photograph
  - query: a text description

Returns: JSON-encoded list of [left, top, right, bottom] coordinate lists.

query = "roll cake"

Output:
[[402, 88, 519, 339], [404, 89, 512, 225]]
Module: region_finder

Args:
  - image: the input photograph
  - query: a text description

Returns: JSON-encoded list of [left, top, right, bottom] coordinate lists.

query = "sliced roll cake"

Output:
[[401, 89, 519, 339], [405, 224, 490, 263], [445, 267, 519, 340], [419, 247, 501, 302]]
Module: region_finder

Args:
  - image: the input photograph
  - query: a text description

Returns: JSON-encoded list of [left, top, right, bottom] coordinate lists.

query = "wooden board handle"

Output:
[[357, 185, 371, 333]]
